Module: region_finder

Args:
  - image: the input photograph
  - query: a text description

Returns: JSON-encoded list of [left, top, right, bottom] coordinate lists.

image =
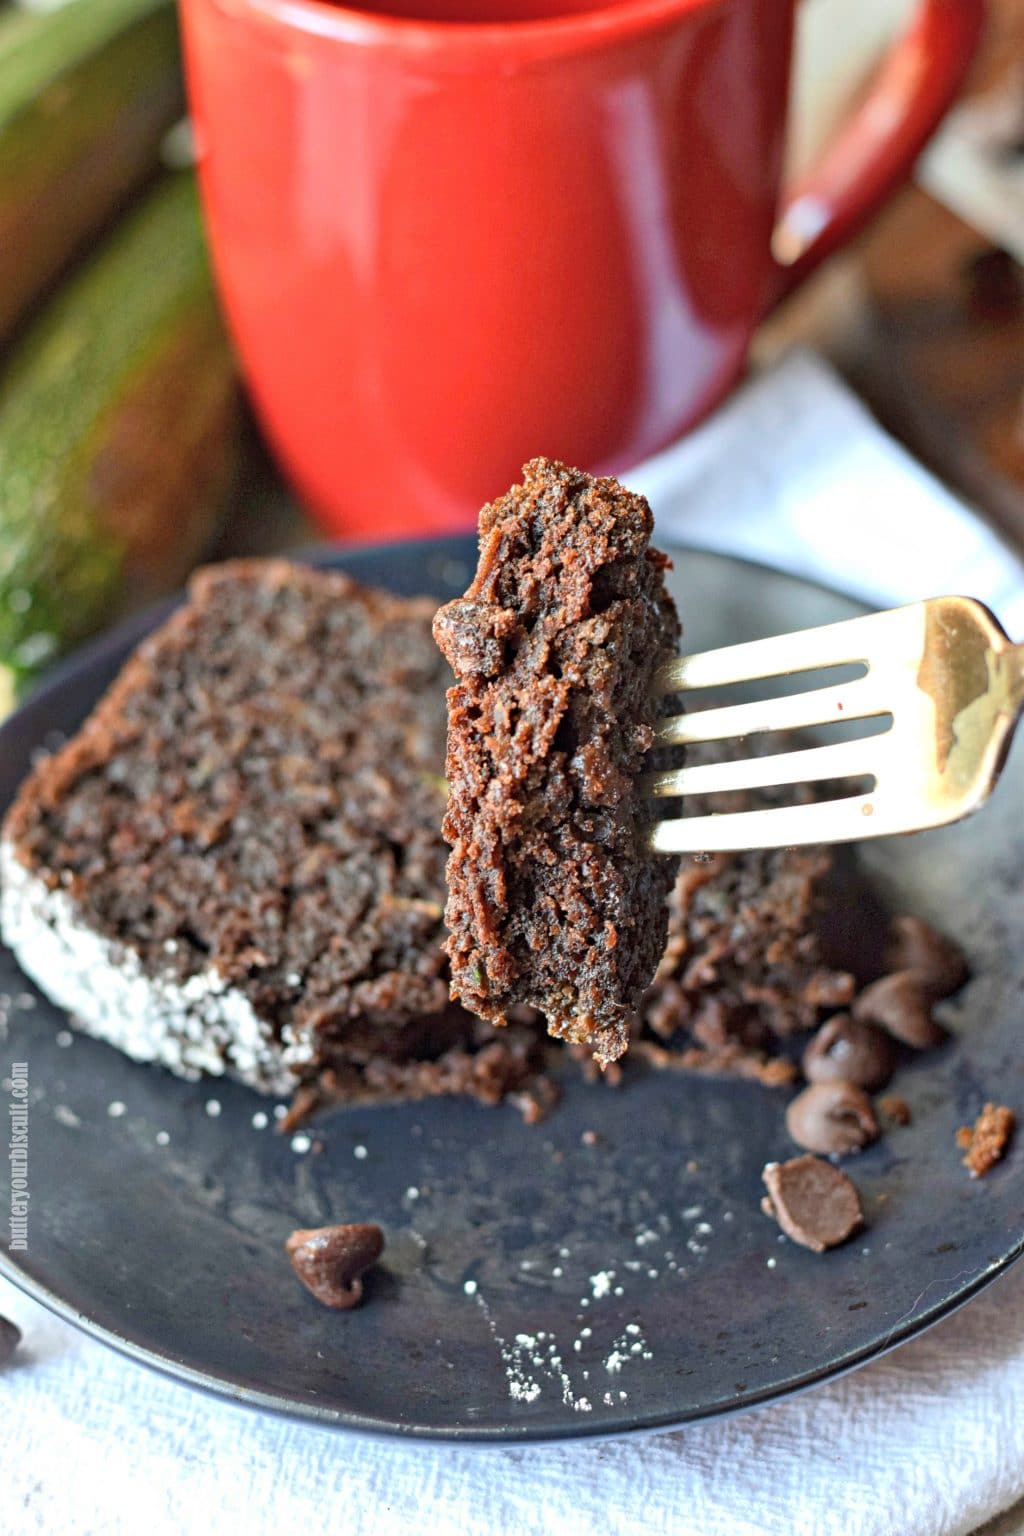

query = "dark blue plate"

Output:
[[0, 540, 1021, 1443]]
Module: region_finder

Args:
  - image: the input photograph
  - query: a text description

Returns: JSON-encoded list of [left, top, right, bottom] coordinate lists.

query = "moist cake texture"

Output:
[[639, 842, 855, 1081], [0, 560, 544, 1104], [433, 458, 681, 1066]]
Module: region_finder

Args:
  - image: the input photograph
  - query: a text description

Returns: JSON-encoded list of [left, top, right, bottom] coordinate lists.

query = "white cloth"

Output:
[[4, 1262, 1024, 1536], [634, 350, 1024, 637], [3, 352, 1023, 1536]]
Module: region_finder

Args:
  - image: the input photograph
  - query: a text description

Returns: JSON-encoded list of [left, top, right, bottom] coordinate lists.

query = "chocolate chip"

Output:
[[785, 1081, 879, 1156], [761, 1155, 863, 1253], [0, 1315, 22, 1366], [285, 1223, 384, 1310], [853, 971, 946, 1049], [802, 1013, 894, 1092], [884, 915, 968, 999]]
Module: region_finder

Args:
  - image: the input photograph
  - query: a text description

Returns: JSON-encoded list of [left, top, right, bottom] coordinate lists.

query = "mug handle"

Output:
[[767, 0, 986, 309]]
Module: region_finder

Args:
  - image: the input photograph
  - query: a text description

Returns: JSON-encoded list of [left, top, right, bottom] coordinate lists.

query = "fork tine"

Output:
[[643, 737, 881, 799], [653, 675, 890, 747], [650, 794, 886, 853], [646, 596, 1022, 852], [651, 610, 901, 695]]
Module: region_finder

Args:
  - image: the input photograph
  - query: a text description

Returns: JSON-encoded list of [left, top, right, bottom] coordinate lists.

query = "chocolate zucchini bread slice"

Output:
[[433, 458, 681, 1067], [0, 559, 544, 1103]]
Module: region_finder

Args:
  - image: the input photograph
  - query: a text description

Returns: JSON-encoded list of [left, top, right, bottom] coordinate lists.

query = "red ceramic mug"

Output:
[[179, 0, 984, 540]]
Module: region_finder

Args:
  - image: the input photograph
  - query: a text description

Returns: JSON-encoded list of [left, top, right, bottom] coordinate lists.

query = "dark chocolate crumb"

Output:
[[277, 1085, 320, 1134], [285, 1222, 385, 1309], [631, 1037, 798, 1086], [879, 1094, 912, 1126], [507, 1082, 559, 1125], [957, 1103, 1015, 1178], [785, 1081, 879, 1156], [761, 1155, 863, 1253]]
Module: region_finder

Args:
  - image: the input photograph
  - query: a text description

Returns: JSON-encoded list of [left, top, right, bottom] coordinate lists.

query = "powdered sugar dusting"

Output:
[[463, 1241, 672, 1413], [463, 1285, 606, 1413]]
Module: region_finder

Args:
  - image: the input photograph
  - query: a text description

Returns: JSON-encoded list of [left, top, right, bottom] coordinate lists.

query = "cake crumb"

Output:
[[880, 1094, 911, 1126], [957, 1103, 1015, 1178], [276, 1084, 320, 1134]]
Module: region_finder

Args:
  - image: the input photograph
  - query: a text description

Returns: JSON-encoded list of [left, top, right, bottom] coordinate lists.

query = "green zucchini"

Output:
[[0, 0, 184, 343], [0, 172, 241, 708]]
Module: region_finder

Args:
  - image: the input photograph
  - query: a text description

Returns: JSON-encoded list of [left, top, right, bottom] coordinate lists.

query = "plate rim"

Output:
[[2, 1238, 1020, 1446]]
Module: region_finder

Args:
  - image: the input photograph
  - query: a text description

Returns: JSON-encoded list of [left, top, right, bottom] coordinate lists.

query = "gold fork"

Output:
[[646, 596, 1024, 853]]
